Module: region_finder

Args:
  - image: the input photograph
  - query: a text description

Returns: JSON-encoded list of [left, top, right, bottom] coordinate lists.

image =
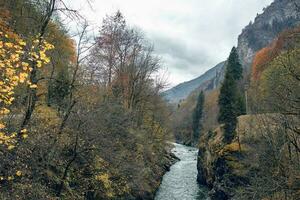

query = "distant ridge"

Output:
[[162, 61, 225, 103]]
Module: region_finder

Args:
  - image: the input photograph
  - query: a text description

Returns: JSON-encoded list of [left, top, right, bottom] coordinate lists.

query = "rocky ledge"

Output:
[[133, 150, 179, 200], [196, 115, 257, 199]]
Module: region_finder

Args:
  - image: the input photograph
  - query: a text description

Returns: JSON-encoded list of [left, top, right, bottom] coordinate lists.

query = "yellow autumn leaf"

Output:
[[21, 129, 27, 133], [22, 134, 28, 139], [16, 171, 22, 177], [8, 145, 15, 150], [29, 84, 38, 89]]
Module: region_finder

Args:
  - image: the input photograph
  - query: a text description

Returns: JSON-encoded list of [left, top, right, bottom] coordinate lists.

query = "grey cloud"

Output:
[[66, 0, 274, 86], [150, 34, 210, 70]]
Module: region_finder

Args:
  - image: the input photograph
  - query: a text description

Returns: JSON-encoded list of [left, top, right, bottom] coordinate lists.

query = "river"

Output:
[[154, 143, 209, 200]]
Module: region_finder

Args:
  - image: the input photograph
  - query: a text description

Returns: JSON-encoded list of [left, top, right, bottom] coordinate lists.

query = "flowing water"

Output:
[[154, 143, 209, 200]]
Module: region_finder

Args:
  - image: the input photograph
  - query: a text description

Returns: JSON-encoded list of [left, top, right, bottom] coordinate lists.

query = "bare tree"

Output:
[[89, 14, 163, 114], [89, 11, 126, 87]]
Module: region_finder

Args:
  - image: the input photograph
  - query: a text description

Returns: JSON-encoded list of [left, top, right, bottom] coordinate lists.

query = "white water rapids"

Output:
[[154, 143, 209, 200]]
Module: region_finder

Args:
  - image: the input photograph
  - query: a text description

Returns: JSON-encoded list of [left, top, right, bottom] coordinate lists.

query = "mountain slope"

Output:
[[237, 0, 300, 70], [162, 61, 225, 103]]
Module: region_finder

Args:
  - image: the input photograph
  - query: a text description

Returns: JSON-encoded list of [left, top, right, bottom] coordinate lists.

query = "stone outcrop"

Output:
[[196, 115, 258, 199], [196, 114, 300, 199], [135, 151, 179, 200]]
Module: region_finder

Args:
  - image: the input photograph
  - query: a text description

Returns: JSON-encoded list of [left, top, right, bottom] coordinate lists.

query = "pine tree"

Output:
[[218, 47, 245, 143], [192, 91, 205, 143]]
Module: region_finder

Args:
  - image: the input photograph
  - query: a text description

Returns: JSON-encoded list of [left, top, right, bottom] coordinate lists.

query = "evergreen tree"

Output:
[[218, 47, 245, 143], [192, 91, 205, 143]]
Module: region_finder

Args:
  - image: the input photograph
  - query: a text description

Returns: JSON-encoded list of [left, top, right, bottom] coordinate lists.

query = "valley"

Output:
[[0, 0, 299, 200]]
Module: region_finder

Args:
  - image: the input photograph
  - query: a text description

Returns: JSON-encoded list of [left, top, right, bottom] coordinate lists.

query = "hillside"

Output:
[[162, 61, 225, 104], [0, 3, 176, 199]]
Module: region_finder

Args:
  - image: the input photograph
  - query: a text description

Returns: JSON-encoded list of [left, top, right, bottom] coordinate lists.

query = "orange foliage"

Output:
[[252, 26, 300, 80], [47, 22, 77, 64], [252, 39, 283, 80], [0, 8, 11, 32], [252, 46, 276, 80]]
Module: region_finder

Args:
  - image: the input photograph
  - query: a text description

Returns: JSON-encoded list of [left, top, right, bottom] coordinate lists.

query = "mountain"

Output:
[[237, 0, 300, 70], [164, 0, 300, 104], [169, 0, 300, 145], [162, 61, 225, 103]]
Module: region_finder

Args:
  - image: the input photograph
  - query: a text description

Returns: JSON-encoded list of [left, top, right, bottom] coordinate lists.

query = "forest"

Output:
[[0, 0, 176, 199], [0, 0, 300, 200]]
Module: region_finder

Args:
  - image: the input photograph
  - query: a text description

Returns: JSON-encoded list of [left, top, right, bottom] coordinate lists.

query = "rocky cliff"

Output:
[[197, 114, 300, 200], [237, 0, 300, 70], [197, 116, 252, 200]]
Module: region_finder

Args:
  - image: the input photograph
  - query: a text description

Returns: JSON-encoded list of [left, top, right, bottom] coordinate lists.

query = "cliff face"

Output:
[[197, 119, 248, 200], [197, 114, 300, 200], [209, 0, 300, 87], [197, 115, 275, 199], [237, 0, 300, 69]]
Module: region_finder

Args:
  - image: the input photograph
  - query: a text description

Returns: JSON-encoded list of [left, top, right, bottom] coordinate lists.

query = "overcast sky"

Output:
[[65, 0, 273, 87]]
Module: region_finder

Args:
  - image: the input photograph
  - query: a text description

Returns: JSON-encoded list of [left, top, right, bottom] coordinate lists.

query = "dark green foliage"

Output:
[[47, 69, 71, 110], [218, 47, 244, 143], [192, 91, 205, 142], [225, 48, 242, 81], [236, 95, 246, 116]]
